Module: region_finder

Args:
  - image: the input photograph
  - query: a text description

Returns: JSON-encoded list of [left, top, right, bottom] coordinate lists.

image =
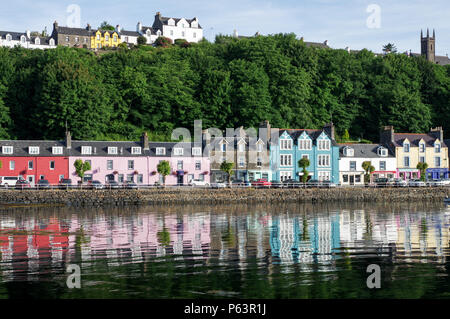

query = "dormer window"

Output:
[[173, 147, 183, 156], [403, 142, 410, 152], [419, 142, 425, 153], [35, 38, 40, 45], [21, 36, 26, 43], [280, 139, 292, 150], [298, 139, 312, 150], [257, 143, 263, 152], [28, 146, 39, 155], [156, 147, 166, 155], [344, 147, 354, 157], [81, 146, 92, 155], [49, 38, 55, 46], [52, 146, 63, 155], [238, 143, 245, 152], [131, 147, 142, 155], [108, 147, 118, 155], [192, 147, 202, 156], [318, 139, 330, 150], [435, 142, 441, 153], [2, 146, 13, 154], [6, 34, 12, 41], [221, 143, 226, 152], [377, 147, 388, 157]]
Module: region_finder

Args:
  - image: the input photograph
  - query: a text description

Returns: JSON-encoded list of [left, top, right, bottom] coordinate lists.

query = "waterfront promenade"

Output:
[[0, 187, 448, 207]]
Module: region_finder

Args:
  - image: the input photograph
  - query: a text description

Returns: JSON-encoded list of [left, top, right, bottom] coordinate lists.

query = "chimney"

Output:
[[156, 11, 161, 17], [136, 22, 142, 32], [380, 125, 395, 145], [86, 23, 91, 31], [141, 132, 149, 150], [65, 131, 72, 149], [324, 40, 328, 46], [324, 123, 335, 140], [233, 29, 238, 38], [53, 21, 58, 30], [116, 24, 121, 33], [430, 126, 443, 142], [26, 30, 30, 39], [259, 120, 271, 143]]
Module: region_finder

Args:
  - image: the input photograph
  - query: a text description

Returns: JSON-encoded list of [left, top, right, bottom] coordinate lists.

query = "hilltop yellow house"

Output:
[[90, 30, 121, 49], [380, 126, 449, 180]]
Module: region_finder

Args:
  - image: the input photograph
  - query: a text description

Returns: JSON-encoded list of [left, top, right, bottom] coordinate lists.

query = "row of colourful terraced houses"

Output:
[[0, 122, 448, 186]]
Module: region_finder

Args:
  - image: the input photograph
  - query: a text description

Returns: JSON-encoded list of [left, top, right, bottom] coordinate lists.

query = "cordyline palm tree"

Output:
[[362, 161, 375, 184], [74, 159, 91, 187], [157, 160, 171, 187], [298, 157, 310, 183], [220, 161, 234, 186], [416, 162, 428, 181]]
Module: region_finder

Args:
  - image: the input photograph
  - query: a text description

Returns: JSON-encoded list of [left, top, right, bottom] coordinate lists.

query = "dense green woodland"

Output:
[[0, 33, 449, 141]]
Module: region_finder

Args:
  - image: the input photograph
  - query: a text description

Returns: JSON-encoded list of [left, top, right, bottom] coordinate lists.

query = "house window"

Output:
[[299, 139, 312, 150], [75, 37, 79, 42], [107, 160, 113, 170], [84, 38, 88, 43], [193, 32, 196, 38], [131, 147, 142, 155], [257, 143, 263, 152], [435, 143, 441, 153], [52, 146, 63, 155], [195, 161, 201, 170], [280, 154, 292, 166], [29, 146, 39, 155], [182, 31, 185, 37], [127, 174, 134, 182], [257, 157, 262, 167], [380, 161, 386, 171], [378, 147, 388, 156], [419, 143, 425, 153], [221, 143, 226, 152], [49, 39, 55, 46], [318, 140, 330, 150], [118, 174, 124, 183], [403, 143, 410, 152], [21, 36, 26, 43], [6, 35, 12, 41], [81, 146, 92, 155], [238, 156, 245, 168], [280, 139, 292, 150], [177, 161, 183, 170], [49, 161, 55, 170], [28, 161, 33, 170], [2, 146, 13, 154], [173, 148, 183, 156], [192, 147, 202, 156], [349, 161, 356, 171], [318, 155, 330, 167], [355, 175, 361, 183], [108, 147, 118, 154], [280, 171, 292, 181], [238, 143, 245, 152], [97, 34, 100, 40], [343, 175, 349, 183], [198, 174, 205, 181], [345, 147, 354, 157], [404, 156, 410, 167], [59, 175, 65, 181], [9, 160, 15, 170], [137, 174, 143, 184], [40, 175, 44, 180], [170, 30, 173, 36], [156, 147, 166, 155], [128, 160, 134, 170], [318, 171, 331, 181], [435, 157, 441, 167]]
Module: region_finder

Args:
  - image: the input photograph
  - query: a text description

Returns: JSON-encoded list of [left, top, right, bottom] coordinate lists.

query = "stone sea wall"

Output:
[[0, 187, 448, 207]]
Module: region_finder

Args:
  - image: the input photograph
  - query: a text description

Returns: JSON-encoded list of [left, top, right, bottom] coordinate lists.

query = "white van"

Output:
[[0, 176, 22, 188]]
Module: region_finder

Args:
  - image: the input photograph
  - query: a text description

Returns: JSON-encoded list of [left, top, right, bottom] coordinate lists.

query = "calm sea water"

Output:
[[0, 202, 449, 299]]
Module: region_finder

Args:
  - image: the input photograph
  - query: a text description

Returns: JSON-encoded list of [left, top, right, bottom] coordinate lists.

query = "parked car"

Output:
[[391, 178, 407, 187], [15, 179, 31, 190], [231, 179, 251, 187], [269, 180, 284, 188], [106, 180, 121, 189], [252, 179, 272, 188], [440, 179, 450, 186], [306, 179, 320, 187], [321, 180, 337, 188], [123, 182, 139, 189], [89, 180, 104, 190], [37, 179, 51, 189], [210, 182, 227, 189], [59, 179, 73, 189], [426, 179, 445, 187], [282, 179, 302, 188], [374, 178, 389, 187], [189, 179, 210, 187], [408, 179, 426, 187], [0, 176, 22, 188]]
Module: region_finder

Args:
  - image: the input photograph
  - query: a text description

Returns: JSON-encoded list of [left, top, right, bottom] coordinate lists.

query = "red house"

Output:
[[0, 140, 69, 186]]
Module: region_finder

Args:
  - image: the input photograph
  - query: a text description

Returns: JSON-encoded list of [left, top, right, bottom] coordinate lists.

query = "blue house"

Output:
[[270, 123, 339, 183]]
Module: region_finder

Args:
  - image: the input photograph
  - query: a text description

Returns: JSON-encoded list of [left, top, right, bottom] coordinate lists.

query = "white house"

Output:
[[115, 25, 140, 46], [338, 144, 397, 185], [0, 30, 56, 49]]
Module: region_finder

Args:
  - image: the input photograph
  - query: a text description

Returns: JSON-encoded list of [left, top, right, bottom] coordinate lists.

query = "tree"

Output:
[[137, 36, 147, 45], [220, 161, 234, 186], [157, 160, 171, 186], [154, 36, 173, 48], [74, 159, 91, 184], [99, 21, 115, 31], [382, 43, 397, 54], [342, 129, 350, 141], [416, 162, 429, 181], [298, 157, 310, 183], [362, 161, 375, 184]]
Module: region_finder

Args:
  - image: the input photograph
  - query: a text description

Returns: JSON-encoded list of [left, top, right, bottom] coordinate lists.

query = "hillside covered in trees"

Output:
[[0, 33, 449, 141]]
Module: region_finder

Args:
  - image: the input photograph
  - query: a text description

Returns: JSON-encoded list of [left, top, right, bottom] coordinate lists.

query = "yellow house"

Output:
[[380, 126, 449, 180], [90, 30, 121, 49]]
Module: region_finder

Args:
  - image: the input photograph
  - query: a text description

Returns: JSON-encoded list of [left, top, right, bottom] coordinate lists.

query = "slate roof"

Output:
[[338, 143, 395, 158], [120, 30, 141, 37], [410, 52, 450, 65], [152, 14, 202, 30], [141, 26, 158, 35], [304, 41, 329, 49], [0, 140, 68, 156], [70, 141, 147, 157], [279, 129, 338, 146], [54, 26, 92, 36], [393, 133, 447, 147], [0, 31, 26, 41]]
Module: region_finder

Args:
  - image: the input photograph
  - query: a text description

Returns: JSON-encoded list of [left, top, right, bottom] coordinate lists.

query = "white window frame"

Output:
[[238, 143, 245, 152], [280, 171, 292, 182], [131, 147, 142, 155], [298, 139, 312, 150], [28, 146, 40, 155], [9, 160, 15, 170], [156, 147, 166, 155], [318, 154, 330, 167], [345, 147, 354, 157], [238, 156, 245, 168], [128, 160, 134, 170], [404, 156, 410, 167], [257, 143, 263, 152], [173, 147, 184, 156], [81, 146, 92, 155], [378, 147, 388, 157], [192, 147, 202, 156], [419, 143, 425, 153], [108, 147, 118, 155], [49, 161, 55, 170], [435, 156, 441, 167], [107, 160, 113, 170], [2, 146, 13, 154], [435, 143, 441, 153], [280, 139, 292, 150], [28, 160, 33, 170], [379, 161, 386, 171], [52, 146, 63, 155], [318, 139, 330, 151], [403, 142, 410, 153], [195, 160, 201, 170], [280, 154, 292, 166]]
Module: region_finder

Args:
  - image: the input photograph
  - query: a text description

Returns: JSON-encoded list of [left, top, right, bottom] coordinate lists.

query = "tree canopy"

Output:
[[0, 33, 448, 142]]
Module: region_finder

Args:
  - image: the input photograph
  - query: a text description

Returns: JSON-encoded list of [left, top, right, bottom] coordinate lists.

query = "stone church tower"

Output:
[[421, 28, 435, 63]]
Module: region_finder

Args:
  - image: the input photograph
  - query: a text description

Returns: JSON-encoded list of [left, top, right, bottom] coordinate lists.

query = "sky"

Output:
[[1, 0, 449, 56]]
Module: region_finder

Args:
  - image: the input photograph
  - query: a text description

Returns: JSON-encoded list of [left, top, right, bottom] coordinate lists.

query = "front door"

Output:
[[27, 175, 35, 187], [349, 175, 354, 185], [177, 175, 184, 185]]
